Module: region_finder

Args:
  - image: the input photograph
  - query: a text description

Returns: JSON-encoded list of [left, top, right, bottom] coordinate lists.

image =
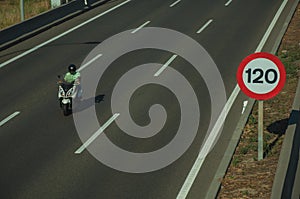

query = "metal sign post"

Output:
[[258, 100, 264, 160], [20, 0, 24, 21], [237, 52, 286, 161]]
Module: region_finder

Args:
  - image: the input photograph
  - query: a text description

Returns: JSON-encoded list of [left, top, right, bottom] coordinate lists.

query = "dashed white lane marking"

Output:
[[131, 21, 151, 33], [225, 0, 233, 7], [0, 111, 20, 127], [75, 113, 120, 154], [196, 19, 213, 34], [154, 54, 178, 77], [170, 0, 181, 7], [78, 54, 103, 72]]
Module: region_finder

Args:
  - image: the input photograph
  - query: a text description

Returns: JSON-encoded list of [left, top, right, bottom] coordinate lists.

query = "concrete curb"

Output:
[[206, 1, 299, 198], [271, 0, 300, 54], [0, 0, 109, 51]]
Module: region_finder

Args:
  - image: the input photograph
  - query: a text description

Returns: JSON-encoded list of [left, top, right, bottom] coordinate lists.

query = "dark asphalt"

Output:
[[0, 0, 295, 198]]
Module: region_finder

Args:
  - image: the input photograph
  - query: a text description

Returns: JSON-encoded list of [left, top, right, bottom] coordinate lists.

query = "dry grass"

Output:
[[0, 0, 50, 30]]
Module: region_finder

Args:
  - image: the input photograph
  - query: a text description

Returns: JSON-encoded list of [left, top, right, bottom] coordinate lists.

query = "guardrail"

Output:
[[271, 77, 300, 199], [0, 0, 108, 50]]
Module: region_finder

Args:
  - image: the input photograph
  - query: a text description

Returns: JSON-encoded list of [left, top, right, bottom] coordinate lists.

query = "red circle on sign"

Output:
[[236, 52, 286, 100]]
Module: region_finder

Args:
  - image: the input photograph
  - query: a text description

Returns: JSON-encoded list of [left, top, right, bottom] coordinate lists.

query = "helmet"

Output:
[[68, 64, 76, 74]]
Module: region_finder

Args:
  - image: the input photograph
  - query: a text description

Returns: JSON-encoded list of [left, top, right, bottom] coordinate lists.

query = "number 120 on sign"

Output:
[[245, 68, 278, 84], [237, 52, 286, 100]]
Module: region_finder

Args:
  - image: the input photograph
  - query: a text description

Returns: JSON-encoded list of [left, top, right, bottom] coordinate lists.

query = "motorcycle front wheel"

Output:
[[62, 104, 69, 116]]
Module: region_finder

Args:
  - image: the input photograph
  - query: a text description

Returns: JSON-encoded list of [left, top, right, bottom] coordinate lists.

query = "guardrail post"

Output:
[[51, 0, 62, 8], [20, 0, 25, 21]]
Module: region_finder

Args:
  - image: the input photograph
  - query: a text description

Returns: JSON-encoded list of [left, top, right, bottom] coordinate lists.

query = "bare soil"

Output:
[[218, 3, 300, 199]]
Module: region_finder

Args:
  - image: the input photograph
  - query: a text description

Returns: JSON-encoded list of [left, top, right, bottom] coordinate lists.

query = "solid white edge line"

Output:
[[255, 0, 288, 52], [225, 0, 233, 7], [74, 113, 120, 154], [0, 111, 20, 127], [131, 21, 151, 34], [170, 0, 181, 7], [0, 0, 131, 69], [78, 54, 103, 72], [176, 85, 240, 199], [154, 54, 178, 76], [177, 0, 289, 198], [196, 19, 213, 34]]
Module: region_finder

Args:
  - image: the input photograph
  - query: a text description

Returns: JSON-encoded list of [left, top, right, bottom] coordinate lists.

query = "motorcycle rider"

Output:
[[64, 64, 82, 98], [65, 64, 80, 83]]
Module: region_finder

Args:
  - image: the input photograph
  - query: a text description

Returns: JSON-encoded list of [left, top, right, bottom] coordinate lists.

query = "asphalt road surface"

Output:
[[0, 0, 296, 198]]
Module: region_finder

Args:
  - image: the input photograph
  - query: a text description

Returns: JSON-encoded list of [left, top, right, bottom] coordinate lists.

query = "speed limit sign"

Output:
[[237, 52, 286, 100]]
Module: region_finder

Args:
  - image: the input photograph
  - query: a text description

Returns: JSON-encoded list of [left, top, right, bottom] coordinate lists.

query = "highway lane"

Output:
[[0, 0, 295, 198]]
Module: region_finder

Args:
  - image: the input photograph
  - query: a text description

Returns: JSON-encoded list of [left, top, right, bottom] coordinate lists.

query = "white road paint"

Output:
[[78, 54, 103, 72], [0, 0, 289, 195], [255, 0, 288, 52], [0, 111, 20, 127], [154, 54, 178, 77], [242, 100, 248, 114], [196, 19, 213, 34], [170, 0, 181, 7], [131, 21, 151, 33], [75, 113, 120, 154], [177, 0, 289, 198], [0, 0, 131, 69], [176, 85, 241, 199], [225, 0, 233, 7]]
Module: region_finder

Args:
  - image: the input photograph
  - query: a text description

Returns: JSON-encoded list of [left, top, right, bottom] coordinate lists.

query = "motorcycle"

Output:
[[57, 76, 79, 116]]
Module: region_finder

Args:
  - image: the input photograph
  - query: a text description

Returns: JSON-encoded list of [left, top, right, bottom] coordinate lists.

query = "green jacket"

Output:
[[64, 72, 80, 83]]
